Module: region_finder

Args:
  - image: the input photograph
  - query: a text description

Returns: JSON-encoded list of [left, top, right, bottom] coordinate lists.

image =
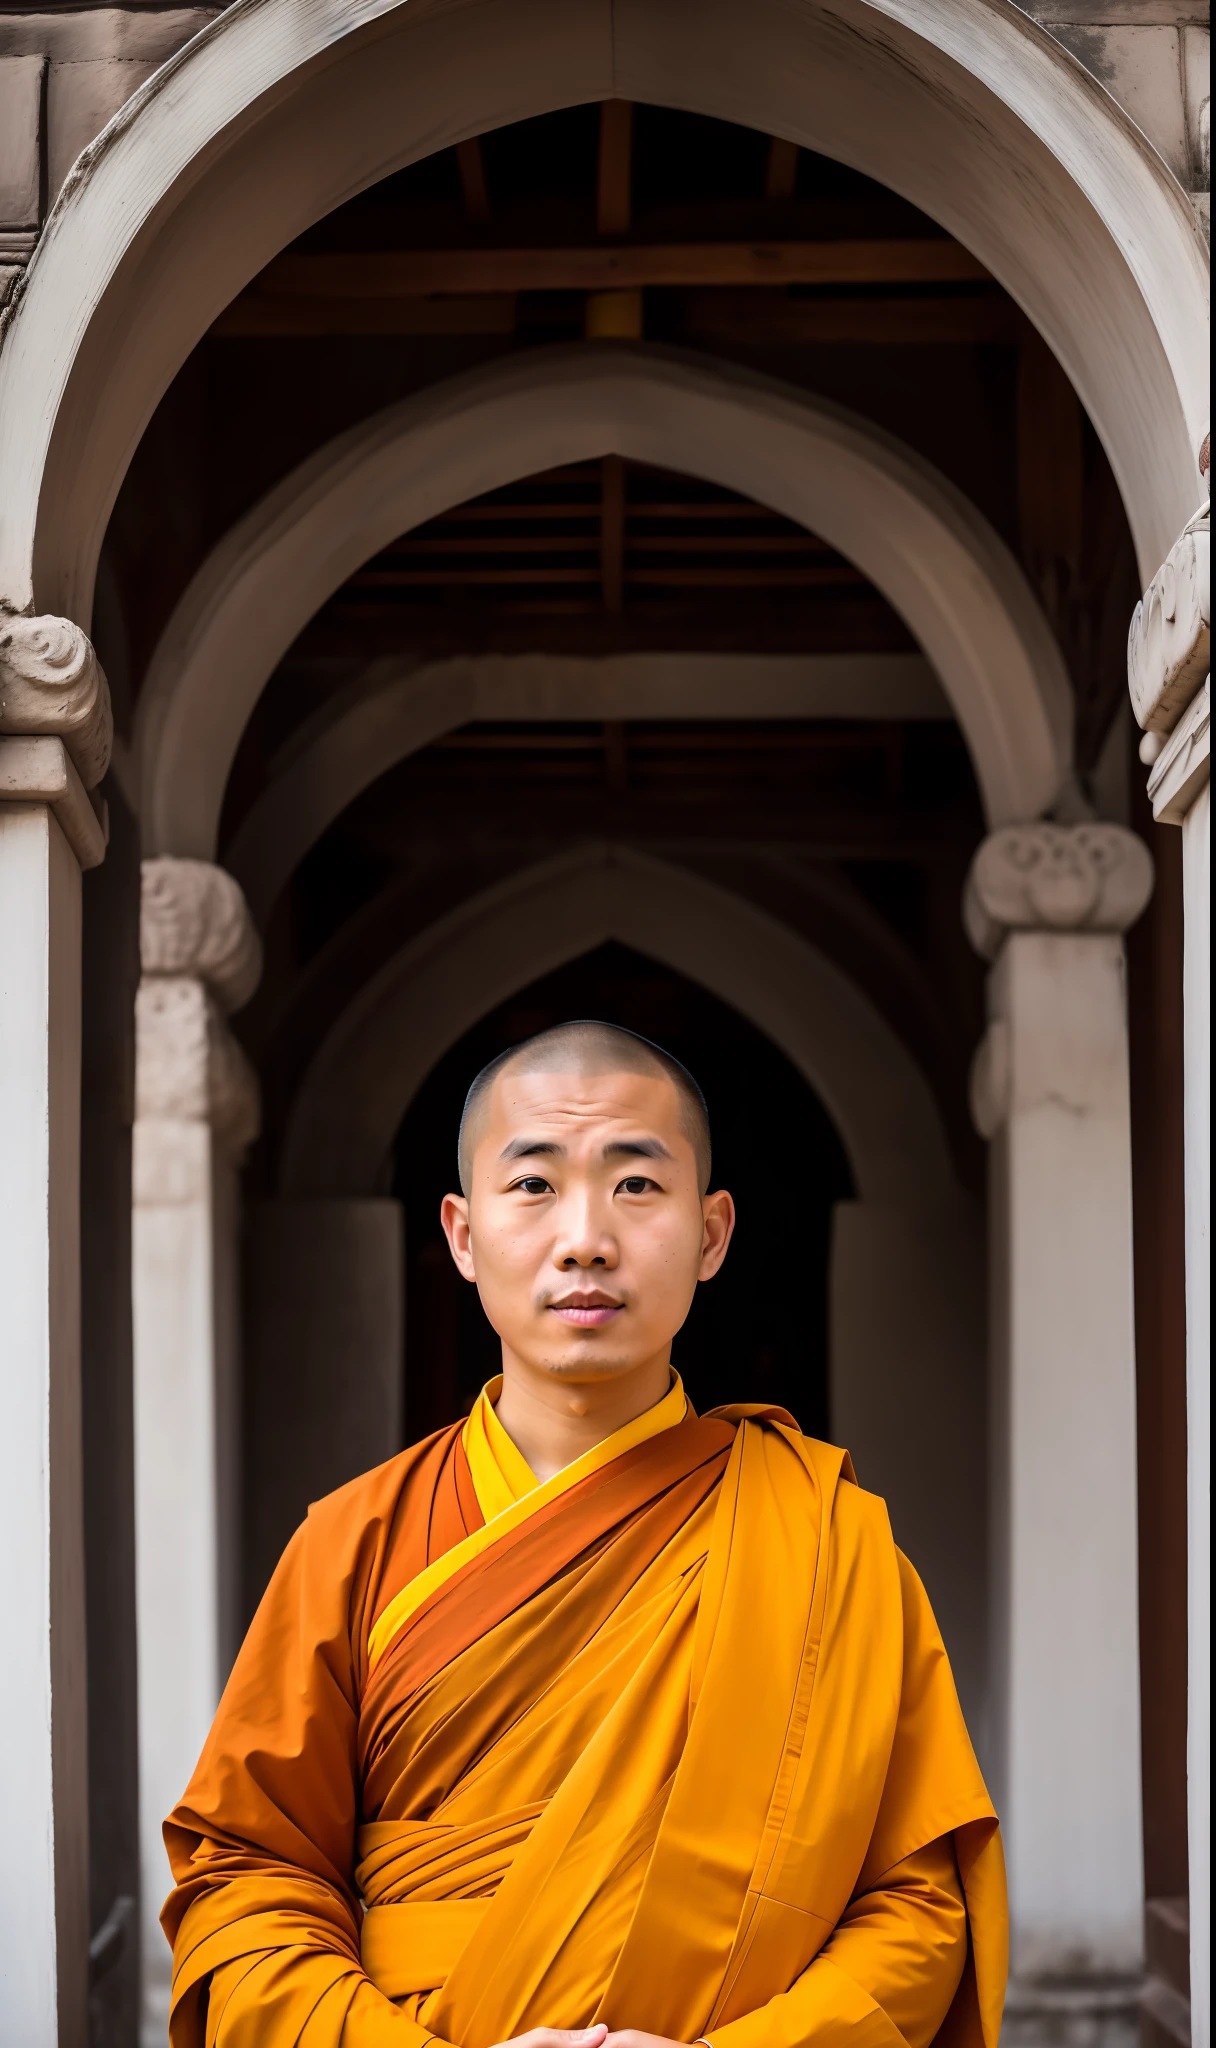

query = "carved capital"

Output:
[[0, 611, 113, 788], [141, 857, 262, 1012], [964, 823, 1154, 960], [1127, 501, 1210, 734], [135, 977, 260, 1161]]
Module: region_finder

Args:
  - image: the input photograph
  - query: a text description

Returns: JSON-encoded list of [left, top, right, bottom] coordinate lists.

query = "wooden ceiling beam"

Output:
[[350, 803, 976, 859], [381, 534, 842, 555], [597, 102, 633, 237], [210, 294, 517, 337], [431, 726, 939, 755], [683, 290, 1019, 346], [422, 501, 803, 523], [602, 719, 629, 794], [299, 611, 915, 657], [349, 566, 864, 587], [234, 239, 988, 299], [600, 454, 626, 612]]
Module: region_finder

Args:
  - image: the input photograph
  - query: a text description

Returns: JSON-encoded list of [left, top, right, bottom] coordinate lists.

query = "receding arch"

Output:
[[0, 0, 1206, 631], [279, 842, 959, 1204], [227, 651, 948, 926], [136, 347, 1070, 854]]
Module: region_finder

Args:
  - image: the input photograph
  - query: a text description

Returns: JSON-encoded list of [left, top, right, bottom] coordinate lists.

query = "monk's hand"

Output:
[[491, 2030, 610, 2048]]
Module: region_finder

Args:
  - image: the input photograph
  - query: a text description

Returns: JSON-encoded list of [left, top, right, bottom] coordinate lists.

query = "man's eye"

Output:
[[515, 1176, 552, 1196], [617, 1176, 656, 1196]]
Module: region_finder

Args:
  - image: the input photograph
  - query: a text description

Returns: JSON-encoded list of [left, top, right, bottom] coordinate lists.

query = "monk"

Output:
[[163, 1020, 1006, 2048]]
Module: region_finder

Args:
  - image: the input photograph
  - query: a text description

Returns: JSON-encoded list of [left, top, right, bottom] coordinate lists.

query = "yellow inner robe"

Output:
[[163, 1390, 1007, 2048]]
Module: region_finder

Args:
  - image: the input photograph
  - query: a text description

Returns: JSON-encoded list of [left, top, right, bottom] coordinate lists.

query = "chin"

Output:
[[536, 1350, 647, 1382]]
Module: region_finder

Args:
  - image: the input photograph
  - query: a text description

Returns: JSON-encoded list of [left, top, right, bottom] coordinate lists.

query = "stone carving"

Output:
[[1147, 676, 1210, 826], [141, 857, 262, 1013], [1127, 499, 1210, 734], [135, 977, 260, 1161], [964, 822, 1154, 959], [0, 610, 113, 788], [0, 733, 108, 869]]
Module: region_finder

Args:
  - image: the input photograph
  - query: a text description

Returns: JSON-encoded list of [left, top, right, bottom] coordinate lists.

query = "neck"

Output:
[[493, 1350, 673, 1482]]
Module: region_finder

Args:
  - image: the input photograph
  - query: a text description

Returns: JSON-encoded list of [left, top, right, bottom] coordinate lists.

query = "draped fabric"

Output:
[[368, 1373, 690, 1673], [163, 1398, 1006, 2048]]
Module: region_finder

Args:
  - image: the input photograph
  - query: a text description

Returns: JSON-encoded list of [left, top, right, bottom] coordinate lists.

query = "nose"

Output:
[[551, 1186, 618, 1270]]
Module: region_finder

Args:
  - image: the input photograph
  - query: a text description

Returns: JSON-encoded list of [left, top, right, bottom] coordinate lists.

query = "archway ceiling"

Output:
[[135, 346, 1072, 850], [0, 0, 1205, 628]]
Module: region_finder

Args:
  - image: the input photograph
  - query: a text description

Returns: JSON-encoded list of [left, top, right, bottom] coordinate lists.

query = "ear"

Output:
[[441, 1192, 478, 1281], [698, 1189, 736, 1281]]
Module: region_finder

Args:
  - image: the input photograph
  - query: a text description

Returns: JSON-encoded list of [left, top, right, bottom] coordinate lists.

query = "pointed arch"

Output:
[[135, 347, 1071, 854]]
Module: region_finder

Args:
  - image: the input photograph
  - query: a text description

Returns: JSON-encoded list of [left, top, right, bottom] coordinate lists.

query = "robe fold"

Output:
[[163, 1389, 1006, 2048]]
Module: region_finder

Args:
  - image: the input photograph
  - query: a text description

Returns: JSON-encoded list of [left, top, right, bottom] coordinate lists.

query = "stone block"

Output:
[[47, 56, 160, 202], [0, 53, 43, 228], [1051, 25, 1189, 182], [1183, 26, 1210, 186]]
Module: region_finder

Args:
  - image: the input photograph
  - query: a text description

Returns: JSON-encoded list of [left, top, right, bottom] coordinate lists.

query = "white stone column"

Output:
[[0, 613, 110, 2047], [1129, 472, 1210, 2048], [966, 821, 1153, 2044], [132, 857, 260, 2048]]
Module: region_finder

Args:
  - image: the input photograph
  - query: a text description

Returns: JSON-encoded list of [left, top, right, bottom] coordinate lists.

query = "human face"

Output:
[[441, 1066, 734, 1389]]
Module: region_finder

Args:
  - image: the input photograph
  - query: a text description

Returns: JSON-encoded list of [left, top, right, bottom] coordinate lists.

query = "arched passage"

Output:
[[0, 0, 1205, 630], [135, 347, 1071, 855]]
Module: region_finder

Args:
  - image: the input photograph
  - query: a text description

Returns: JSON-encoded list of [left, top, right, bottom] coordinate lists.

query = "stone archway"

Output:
[[0, 1, 1200, 2034], [134, 348, 1070, 860], [0, 0, 1205, 634]]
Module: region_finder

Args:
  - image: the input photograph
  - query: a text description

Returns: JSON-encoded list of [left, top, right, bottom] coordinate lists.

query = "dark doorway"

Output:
[[393, 941, 853, 1443]]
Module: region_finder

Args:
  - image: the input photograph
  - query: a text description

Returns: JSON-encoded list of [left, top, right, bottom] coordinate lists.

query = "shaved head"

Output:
[[458, 1020, 711, 1195]]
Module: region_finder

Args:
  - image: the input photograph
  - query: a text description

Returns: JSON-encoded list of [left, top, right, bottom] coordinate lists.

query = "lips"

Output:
[[548, 1293, 624, 1328]]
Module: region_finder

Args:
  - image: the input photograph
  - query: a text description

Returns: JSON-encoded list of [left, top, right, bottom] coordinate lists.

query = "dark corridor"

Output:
[[393, 942, 854, 1444]]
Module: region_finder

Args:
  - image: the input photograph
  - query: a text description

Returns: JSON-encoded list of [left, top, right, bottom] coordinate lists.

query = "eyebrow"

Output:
[[499, 1136, 675, 1164], [604, 1138, 674, 1162]]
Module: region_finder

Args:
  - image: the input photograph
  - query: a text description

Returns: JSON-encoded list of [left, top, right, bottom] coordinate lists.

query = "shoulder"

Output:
[[278, 1422, 465, 1677], [735, 1415, 892, 1520], [730, 1414, 897, 1550], [302, 1419, 463, 1548]]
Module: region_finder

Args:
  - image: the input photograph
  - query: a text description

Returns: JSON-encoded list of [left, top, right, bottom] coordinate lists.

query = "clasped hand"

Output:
[[492, 2025, 690, 2048]]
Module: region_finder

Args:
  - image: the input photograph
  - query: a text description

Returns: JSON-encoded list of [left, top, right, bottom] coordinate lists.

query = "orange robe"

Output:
[[163, 1395, 1006, 2046]]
